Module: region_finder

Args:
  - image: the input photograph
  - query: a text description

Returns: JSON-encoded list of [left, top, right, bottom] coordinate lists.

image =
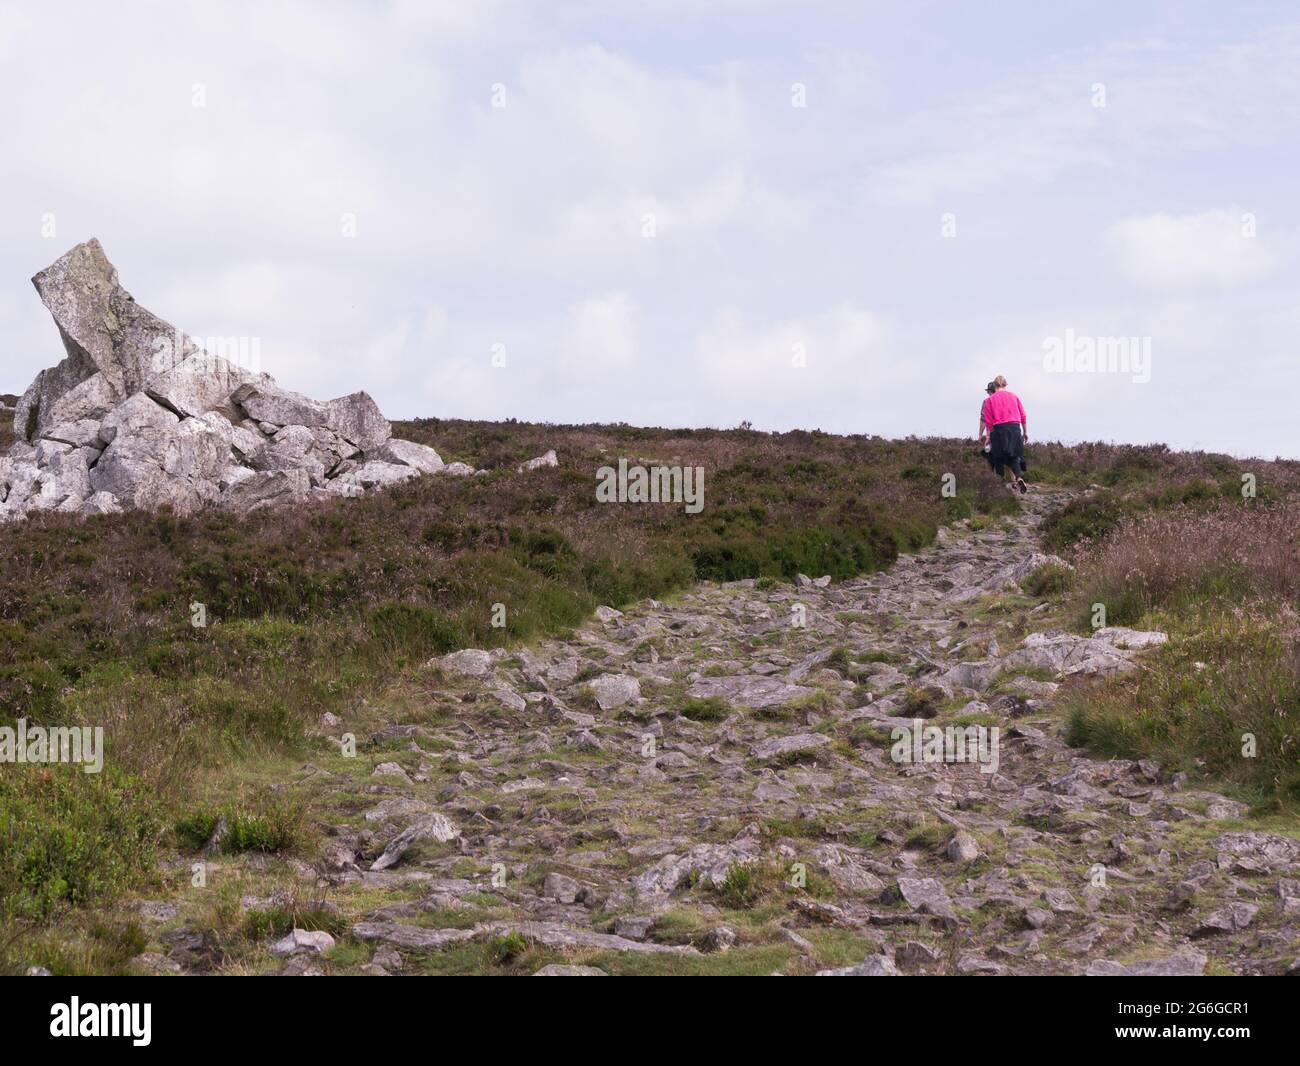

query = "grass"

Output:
[[1057, 500, 1300, 808], [174, 798, 303, 855], [1022, 562, 1074, 597], [676, 695, 731, 722], [1061, 608, 1300, 807], [714, 861, 774, 909], [243, 898, 346, 940]]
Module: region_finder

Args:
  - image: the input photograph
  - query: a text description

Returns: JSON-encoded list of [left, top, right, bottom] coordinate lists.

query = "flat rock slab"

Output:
[[751, 733, 830, 762], [351, 923, 478, 950], [434, 648, 494, 676], [370, 813, 460, 871], [483, 922, 699, 956], [816, 954, 899, 976], [588, 674, 641, 710], [892, 877, 958, 923], [632, 840, 762, 899], [1001, 631, 1158, 677], [686, 675, 816, 709], [270, 929, 336, 957], [352, 921, 696, 957], [1085, 949, 1208, 976]]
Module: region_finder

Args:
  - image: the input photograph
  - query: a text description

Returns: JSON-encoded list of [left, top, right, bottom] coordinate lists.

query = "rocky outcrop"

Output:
[[1, 239, 538, 522]]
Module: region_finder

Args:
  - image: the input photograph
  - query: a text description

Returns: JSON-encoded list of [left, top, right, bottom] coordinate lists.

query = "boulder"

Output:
[[98, 392, 180, 444], [1085, 949, 1207, 977], [889, 877, 958, 923], [751, 733, 830, 763], [542, 872, 581, 904], [333, 461, 419, 491], [370, 813, 460, 871], [230, 382, 327, 429], [16, 369, 120, 440], [816, 955, 899, 976], [632, 839, 762, 899], [149, 352, 269, 420], [269, 929, 336, 958], [371, 438, 444, 474], [433, 648, 494, 677], [686, 675, 816, 709], [945, 830, 981, 863], [40, 446, 92, 503], [518, 449, 558, 472], [41, 418, 103, 449], [5, 240, 452, 521], [1001, 631, 1147, 677], [21, 239, 211, 438], [587, 674, 641, 710], [80, 491, 122, 516], [324, 391, 390, 451], [230, 384, 391, 452], [222, 469, 311, 512]]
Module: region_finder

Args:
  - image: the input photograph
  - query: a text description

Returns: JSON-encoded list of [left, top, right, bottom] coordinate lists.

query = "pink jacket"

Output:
[[981, 390, 1027, 431]]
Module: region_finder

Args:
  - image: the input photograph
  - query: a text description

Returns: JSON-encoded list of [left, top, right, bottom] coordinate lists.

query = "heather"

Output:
[[1038, 446, 1300, 551], [1059, 500, 1300, 806]]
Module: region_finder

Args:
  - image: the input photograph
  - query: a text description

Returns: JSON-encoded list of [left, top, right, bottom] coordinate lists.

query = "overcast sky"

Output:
[[2, 1, 1297, 458]]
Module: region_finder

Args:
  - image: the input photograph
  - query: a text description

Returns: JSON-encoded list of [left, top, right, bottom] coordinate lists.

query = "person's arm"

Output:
[[979, 399, 989, 442], [1017, 395, 1028, 442]]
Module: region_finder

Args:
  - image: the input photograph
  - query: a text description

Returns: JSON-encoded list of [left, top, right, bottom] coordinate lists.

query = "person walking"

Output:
[[979, 375, 1028, 493], [977, 381, 997, 471]]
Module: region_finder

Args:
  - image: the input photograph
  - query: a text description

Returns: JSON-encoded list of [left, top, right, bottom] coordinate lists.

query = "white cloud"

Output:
[[3, 3, 1300, 457], [1105, 208, 1282, 289], [557, 292, 639, 372], [863, 31, 1300, 205], [691, 304, 894, 429]]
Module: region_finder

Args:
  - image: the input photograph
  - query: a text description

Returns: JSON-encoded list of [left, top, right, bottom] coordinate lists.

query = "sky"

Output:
[[1, 0, 1297, 458]]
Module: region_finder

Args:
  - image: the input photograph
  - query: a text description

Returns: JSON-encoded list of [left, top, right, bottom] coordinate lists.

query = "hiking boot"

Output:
[[1016, 476, 1028, 494]]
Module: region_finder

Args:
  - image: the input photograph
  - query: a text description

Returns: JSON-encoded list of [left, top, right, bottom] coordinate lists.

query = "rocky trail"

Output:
[[137, 489, 1300, 976]]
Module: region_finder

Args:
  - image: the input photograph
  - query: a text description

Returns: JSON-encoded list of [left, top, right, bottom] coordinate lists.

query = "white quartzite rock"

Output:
[[3, 239, 562, 521]]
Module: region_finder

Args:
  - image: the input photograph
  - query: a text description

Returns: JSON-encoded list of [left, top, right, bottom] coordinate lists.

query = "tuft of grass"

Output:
[[677, 695, 731, 722], [242, 893, 345, 941], [488, 929, 529, 964], [899, 685, 944, 719], [174, 797, 303, 855], [1022, 562, 1074, 597], [714, 861, 771, 909]]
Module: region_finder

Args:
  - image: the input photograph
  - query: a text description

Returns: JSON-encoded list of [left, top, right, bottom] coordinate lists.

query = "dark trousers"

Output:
[[989, 422, 1025, 477]]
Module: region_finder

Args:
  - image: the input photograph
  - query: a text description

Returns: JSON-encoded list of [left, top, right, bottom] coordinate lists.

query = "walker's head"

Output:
[[985, 381, 997, 394], [993, 375, 1008, 389]]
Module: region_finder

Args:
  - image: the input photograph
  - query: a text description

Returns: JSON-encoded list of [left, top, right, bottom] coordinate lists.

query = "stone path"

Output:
[[158, 489, 1300, 975]]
